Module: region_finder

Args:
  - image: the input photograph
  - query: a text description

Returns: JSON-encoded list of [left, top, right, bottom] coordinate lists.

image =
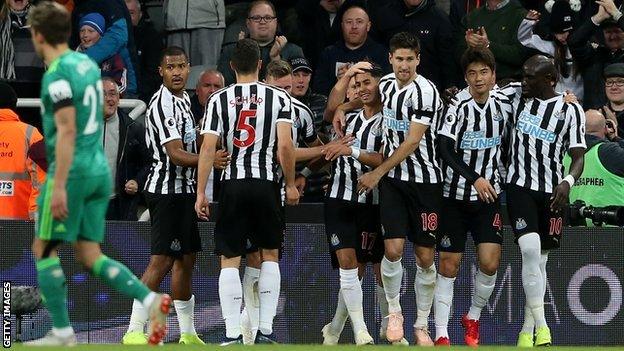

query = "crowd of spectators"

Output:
[[2, 0, 624, 214]]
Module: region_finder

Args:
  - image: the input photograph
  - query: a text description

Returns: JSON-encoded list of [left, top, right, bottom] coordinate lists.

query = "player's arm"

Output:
[[164, 140, 198, 167], [551, 103, 587, 211], [357, 121, 427, 194], [51, 106, 77, 220], [277, 121, 299, 205], [323, 61, 372, 123], [195, 133, 218, 220]]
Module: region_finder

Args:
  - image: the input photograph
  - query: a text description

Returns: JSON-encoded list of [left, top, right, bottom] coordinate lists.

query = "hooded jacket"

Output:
[[164, 0, 225, 31]]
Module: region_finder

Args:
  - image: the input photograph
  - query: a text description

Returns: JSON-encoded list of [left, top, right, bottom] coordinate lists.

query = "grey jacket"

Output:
[[164, 0, 225, 31]]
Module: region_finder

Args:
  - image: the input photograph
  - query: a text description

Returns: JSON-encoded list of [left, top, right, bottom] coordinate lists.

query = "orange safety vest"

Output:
[[0, 109, 46, 220]]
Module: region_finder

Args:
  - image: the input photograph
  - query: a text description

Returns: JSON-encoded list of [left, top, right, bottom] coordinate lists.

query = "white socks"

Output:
[[434, 274, 455, 339], [258, 261, 281, 335], [329, 288, 348, 334], [219, 267, 243, 338], [127, 299, 148, 333], [242, 266, 261, 334], [521, 251, 549, 333], [340, 268, 367, 333], [518, 233, 547, 329], [415, 264, 437, 328], [467, 270, 497, 320], [53, 326, 74, 338], [174, 295, 197, 335], [381, 256, 403, 313]]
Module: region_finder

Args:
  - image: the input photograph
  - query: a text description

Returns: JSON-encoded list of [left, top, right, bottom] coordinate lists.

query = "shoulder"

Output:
[[258, 82, 291, 100], [293, 97, 313, 115]]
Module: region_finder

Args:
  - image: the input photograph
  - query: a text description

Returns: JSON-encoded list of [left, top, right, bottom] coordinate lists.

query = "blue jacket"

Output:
[[71, 0, 138, 95]]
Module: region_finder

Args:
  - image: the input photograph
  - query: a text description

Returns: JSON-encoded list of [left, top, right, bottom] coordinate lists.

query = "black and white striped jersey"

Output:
[[505, 84, 586, 192], [144, 85, 197, 194], [201, 82, 292, 182], [292, 97, 318, 146], [379, 73, 443, 183], [327, 110, 383, 204], [439, 88, 514, 201]]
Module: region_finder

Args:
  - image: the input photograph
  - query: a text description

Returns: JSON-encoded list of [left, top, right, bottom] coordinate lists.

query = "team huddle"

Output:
[[27, 1, 586, 348]]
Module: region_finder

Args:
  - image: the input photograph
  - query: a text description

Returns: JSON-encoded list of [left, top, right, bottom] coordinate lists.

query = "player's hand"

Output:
[[345, 61, 372, 79], [526, 9, 541, 21], [564, 90, 579, 104], [285, 184, 300, 205], [124, 180, 139, 195], [51, 186, 68, 221], [550, 182, 570, 212], [326, 134, 356, 147], [294, 174, 306, 196], [357, 170, 382, 195], [195, 193, 210, 220], [270, 36, 288, 61], [336, 64, 351, 79], [322, 143, 352, 161], [332, 108, 347, 137], [473, 177, 497, 203], [214, 149, 231, 170]]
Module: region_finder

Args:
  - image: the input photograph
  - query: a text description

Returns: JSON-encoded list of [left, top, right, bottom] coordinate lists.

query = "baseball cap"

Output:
[[604, 63, 624, 78], [290, 57, 312, 73]]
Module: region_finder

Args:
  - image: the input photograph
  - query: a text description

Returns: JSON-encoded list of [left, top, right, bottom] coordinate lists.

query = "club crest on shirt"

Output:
[[293, 114, 302, 129], [553, 109, 566, 121], [371, 123, 383, 136], [404, 99, 413, 108], [492, 111, 504, 122]]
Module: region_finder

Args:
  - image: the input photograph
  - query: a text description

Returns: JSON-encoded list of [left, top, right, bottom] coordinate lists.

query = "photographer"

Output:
[[565, 109, 624, 226]]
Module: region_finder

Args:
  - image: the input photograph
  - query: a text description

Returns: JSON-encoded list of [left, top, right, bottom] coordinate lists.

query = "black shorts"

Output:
[[379, 177, 442, 247], [505, 184, 566, 250], [324, 198, 384, 269], [145, 192, 202, 257], [215, 179, 284, 258], [437, 197, 503, 253], [245, 205, 285, 257]]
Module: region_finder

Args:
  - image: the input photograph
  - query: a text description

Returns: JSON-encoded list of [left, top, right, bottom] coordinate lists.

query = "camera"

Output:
[[569, 200, 624, 227]]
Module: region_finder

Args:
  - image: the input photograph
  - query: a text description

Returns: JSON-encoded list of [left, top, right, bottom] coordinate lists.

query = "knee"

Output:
[[148, 256, 174, 274], [260, 249, 279, 262], [32, 239, 59, 259], [245, 252, 263, 268], [415, 248, 435, 268], [479, 260, 499, 276], [520, 245, 541, 262], [384, 246, 403, 262], [439, 257, 460, 278], [336, 251, 358, 270]]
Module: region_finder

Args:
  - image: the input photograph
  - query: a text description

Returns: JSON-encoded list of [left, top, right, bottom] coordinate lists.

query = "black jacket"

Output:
[[295, 0, 342, 69], [369, 0, 458, 89], [568, 16, 624, 109], [134, 18, 164, 104], [313, 38, 391, 96], [112, 110, 150, 220]]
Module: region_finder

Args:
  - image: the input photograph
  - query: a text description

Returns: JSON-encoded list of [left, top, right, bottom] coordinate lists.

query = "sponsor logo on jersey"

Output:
[[440, 235, 451, 248], [331, 234, 340, 247], [460, 131, 501, 150], [517, 111, 556, 143], [170, 239, 181, 251], [516, 218, 527, 230], [383, 116, 410, 132], [54, 223, 66, 233], [0, 181, 14, 196]]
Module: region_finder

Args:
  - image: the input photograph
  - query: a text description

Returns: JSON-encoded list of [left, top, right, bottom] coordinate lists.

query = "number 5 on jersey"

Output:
[[234, 109, 257, 147]]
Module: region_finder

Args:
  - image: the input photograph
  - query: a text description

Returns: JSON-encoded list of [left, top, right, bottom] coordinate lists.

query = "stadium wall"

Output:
[[1, 219, 622, 345]]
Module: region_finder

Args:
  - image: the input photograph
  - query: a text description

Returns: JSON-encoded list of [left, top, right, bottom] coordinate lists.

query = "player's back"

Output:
[[202, 82, 292, 182], [40, 50, 108, 179]]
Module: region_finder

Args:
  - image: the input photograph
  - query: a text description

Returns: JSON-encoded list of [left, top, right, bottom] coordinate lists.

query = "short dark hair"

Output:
[[0, 81, 18, 110], [247, 0, 276, 17], [28, 1, 71, 46], [460, 48, 496, 74], [359, 60, 384, 80], [266, 59, 292, 79], [389, 32, 420, 55], [159, 46, 188, 66], [231, 39, 261, 75]]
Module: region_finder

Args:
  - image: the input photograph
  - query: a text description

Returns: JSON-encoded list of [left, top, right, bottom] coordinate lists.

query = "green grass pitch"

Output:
[[8, 345, 624, 350]]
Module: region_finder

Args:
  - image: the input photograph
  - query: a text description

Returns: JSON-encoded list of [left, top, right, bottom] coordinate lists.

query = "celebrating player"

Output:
[[319, 62, 385, 346], [433, 48, 513, 346], [26, 2, 169, 346], [195, 39, 299, 345], [335, 32, 444, 345], [505, 55, 585, 347]]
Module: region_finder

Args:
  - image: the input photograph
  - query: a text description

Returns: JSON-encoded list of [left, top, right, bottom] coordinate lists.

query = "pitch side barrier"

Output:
[[1, 216, 622, 345]]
